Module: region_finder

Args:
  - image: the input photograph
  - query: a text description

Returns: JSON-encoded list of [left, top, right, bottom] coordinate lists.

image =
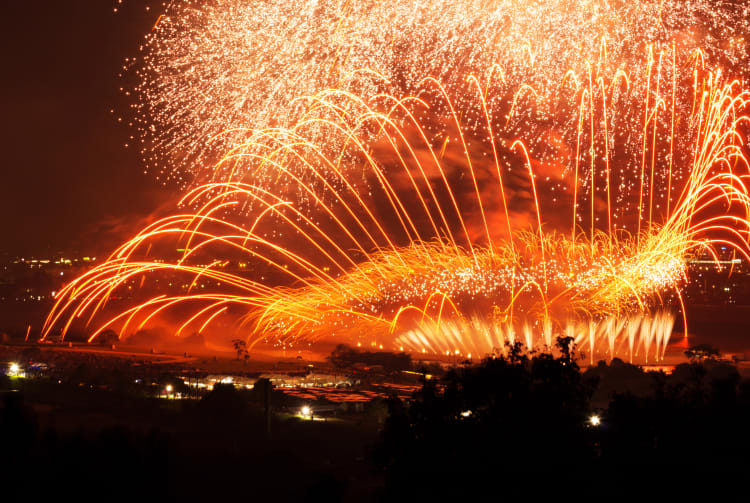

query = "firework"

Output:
[[131, 0, 749, 188], [44, 58, 750, 362]]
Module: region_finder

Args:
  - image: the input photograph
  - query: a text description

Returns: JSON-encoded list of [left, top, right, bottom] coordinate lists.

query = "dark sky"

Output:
[[0, 0, 175, 257]]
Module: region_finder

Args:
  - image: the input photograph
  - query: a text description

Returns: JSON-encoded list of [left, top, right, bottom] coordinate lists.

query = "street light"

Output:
[[301, 405, 313, 420], [589, 414, 601, 426]]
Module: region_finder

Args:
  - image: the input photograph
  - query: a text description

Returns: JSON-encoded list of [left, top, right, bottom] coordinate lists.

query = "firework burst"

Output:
[[131, 0, 749, 188], [45, 53, 750, 362]]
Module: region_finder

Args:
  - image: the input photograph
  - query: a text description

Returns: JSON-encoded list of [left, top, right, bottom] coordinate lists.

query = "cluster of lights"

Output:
[[6, 363, 24, 378]]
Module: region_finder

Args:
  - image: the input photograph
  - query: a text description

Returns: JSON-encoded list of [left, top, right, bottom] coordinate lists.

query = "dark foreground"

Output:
[[2, 338, 750, 500]]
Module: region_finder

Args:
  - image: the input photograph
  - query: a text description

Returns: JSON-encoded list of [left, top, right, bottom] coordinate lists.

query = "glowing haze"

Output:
[[44, 0, 750, 363]]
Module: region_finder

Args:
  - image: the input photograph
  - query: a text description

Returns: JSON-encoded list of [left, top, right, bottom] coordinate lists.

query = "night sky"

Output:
[[0, 0, 174, 257]]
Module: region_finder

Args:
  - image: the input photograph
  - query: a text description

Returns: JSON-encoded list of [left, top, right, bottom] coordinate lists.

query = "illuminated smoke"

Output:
[[44, 64, 750, 362]]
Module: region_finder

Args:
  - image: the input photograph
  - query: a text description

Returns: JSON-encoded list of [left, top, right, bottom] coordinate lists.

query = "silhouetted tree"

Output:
[[199, 382, 247, 420], [684, 343, 720, 362], [231, 339, 247, 360], [376, 337, 598, 492]]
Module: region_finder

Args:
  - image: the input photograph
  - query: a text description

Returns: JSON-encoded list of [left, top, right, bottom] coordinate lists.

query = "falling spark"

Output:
[[44, 60, 750, 363]]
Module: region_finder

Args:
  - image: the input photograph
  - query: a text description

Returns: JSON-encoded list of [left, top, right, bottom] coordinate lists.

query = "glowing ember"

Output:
[[131, 0, 749, 186], [43, 1, 750, 363]]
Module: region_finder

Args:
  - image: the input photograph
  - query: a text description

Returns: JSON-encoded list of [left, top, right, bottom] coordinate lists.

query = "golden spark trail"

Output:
[[45, 61, 750, 363]]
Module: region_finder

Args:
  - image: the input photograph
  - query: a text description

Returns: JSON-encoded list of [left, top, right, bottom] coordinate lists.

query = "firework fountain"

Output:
[[44, 1, 750, 363]]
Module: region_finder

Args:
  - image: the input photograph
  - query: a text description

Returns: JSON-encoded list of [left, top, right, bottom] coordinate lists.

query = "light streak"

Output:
[[43, 1, 750, 364], [45, 62, 750, 363]]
